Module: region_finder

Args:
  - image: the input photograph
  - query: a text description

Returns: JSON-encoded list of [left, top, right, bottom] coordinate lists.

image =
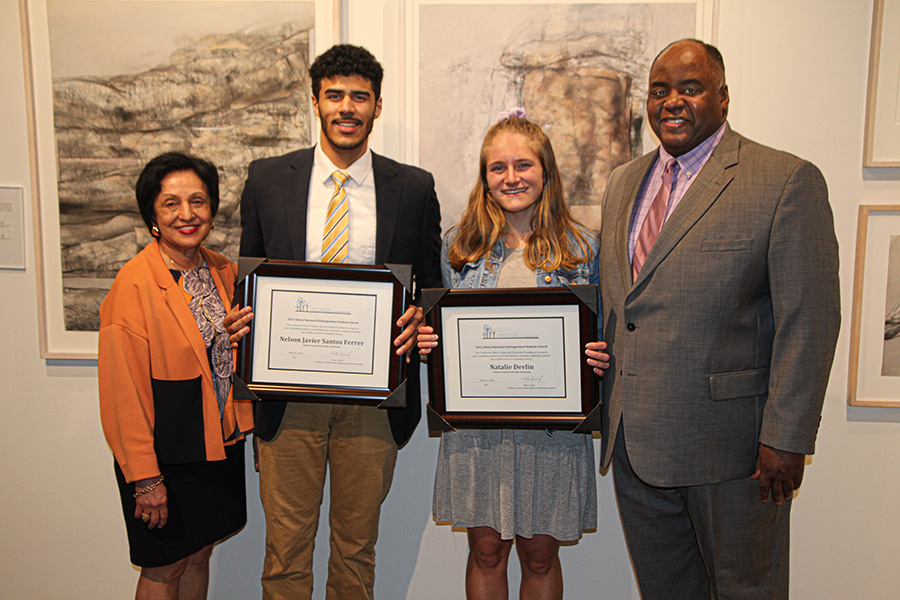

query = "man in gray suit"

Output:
[[598, 39, 840, 599]]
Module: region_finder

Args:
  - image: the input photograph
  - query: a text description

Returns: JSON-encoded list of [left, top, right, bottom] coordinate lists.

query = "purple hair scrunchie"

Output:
[[496, 106, 527, 122]]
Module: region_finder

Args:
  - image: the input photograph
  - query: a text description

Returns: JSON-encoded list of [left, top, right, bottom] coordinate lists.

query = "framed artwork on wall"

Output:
[[398, 0, 719, 232], [19, 0, 339, 359], [864, 0, 900, 167], [848, 205, 900, 407]]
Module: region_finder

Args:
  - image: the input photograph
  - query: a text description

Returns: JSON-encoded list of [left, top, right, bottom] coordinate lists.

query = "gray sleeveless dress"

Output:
[[432, 247, 597, 541]]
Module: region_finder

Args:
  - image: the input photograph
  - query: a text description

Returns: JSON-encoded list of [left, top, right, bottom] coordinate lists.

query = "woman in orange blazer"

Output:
[[99, 152, 253, 600]]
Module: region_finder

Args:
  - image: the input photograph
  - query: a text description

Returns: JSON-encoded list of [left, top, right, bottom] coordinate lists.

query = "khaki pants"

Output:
[[258, 402, 398, 600]]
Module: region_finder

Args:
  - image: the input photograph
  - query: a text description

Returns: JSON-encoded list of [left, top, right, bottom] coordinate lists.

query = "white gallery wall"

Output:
[[1, 0, 899, 598]]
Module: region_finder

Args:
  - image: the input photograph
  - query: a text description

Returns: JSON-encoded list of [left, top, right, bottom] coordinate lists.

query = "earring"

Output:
[[210, 221, 216, 231], [151, 225, 160, 237]]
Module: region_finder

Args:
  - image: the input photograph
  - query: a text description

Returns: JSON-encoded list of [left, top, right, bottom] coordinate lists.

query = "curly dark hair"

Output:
[[309, 44, 383, 99], [135, 152, 219, 234]]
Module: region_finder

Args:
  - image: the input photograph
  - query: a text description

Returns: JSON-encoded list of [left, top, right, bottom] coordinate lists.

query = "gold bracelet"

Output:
[[133, 475, 164, 498]]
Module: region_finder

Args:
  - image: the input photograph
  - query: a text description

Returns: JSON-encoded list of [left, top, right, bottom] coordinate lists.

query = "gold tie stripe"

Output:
[[323, 170, 351, 263]]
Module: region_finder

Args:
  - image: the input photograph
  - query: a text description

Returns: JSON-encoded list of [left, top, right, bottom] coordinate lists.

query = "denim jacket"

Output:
[[440, 224, 600, 290]]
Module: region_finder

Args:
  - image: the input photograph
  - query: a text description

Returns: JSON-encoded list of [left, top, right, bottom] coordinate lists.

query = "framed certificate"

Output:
[[237, 260, 410, 406], [421, 286, 599, 429]]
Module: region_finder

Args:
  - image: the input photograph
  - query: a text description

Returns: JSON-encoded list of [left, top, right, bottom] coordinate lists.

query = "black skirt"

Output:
[[114, 439, 246, 568]]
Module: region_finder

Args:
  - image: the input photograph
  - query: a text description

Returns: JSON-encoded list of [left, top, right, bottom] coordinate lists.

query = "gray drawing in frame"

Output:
[[46, 0, 316, 331], [882, 235, 900, 375], [418, 3, 696, 231]]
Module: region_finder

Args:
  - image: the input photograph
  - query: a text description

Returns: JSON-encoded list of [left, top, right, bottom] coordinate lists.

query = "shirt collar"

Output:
[[313, 144, 373, 186], [658, 121, 728, 180]]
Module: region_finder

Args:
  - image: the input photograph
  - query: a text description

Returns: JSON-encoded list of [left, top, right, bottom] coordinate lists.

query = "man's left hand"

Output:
[[751, 444, 806, 505], [394, 305, 424, 361]]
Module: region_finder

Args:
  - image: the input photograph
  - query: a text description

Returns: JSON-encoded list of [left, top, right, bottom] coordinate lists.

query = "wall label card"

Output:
[[0, 187, 26, 270]]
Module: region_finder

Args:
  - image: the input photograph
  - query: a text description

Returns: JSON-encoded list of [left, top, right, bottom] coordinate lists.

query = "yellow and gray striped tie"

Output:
[[322, 170, 350, 263]]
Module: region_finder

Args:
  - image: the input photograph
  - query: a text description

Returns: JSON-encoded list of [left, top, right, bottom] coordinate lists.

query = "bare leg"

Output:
[[466, 527, 513, 600], [136, 557, 188, 600], [177, 544, 214, 600], [134, 544, 214, 600], [516, 534, 562, 600]]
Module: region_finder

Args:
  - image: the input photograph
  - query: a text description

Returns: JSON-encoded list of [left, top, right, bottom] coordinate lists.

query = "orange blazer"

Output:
[[99, 240, 253, 483]]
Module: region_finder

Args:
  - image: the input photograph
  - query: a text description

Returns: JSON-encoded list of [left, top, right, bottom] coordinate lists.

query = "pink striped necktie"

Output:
[[632, 159, 676, 282]]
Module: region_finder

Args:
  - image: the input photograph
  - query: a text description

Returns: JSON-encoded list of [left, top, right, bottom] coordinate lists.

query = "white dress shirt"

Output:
[[306, 145, 378, 264]]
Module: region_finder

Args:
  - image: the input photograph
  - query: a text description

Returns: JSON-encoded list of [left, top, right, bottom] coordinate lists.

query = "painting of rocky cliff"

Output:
[[46, 0, 316, 331], [418, 3, 696, 231], [882, 235, 900, 376]]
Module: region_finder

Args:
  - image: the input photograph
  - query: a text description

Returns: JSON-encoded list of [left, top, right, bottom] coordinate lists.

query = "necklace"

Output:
[[159, 245, 202, 271]]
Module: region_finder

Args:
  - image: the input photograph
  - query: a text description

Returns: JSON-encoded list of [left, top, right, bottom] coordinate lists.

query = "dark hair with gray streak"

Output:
[[135, 152, 219, 234]]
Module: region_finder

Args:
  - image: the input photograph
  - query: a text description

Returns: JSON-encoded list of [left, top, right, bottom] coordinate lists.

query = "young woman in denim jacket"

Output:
[[418, 113, 609, 600]]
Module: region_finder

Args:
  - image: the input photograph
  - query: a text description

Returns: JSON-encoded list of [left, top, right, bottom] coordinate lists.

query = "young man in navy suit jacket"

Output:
[[228, 44, 441, 600]]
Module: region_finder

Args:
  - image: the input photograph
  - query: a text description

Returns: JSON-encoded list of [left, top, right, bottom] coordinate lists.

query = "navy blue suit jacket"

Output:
[[239, 147, 442, 446]]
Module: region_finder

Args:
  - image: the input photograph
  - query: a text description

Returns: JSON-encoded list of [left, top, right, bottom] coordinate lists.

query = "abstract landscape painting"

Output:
[[418, 2, 696, 230], [46, 0, 316, 330]]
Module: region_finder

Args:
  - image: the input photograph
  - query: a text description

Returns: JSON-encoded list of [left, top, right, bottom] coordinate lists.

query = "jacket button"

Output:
[[544, 275, 552, 283], [626, 323, 636, 331]]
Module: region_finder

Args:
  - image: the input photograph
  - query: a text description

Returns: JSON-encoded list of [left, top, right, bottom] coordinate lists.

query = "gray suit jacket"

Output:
[[239, 147, 442, 446], [599, 127, 840, 487]]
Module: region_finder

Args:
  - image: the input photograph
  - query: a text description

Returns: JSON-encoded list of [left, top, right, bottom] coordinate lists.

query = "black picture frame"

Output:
[[236, 259, 410, 407], [421, 285, 600, 429]]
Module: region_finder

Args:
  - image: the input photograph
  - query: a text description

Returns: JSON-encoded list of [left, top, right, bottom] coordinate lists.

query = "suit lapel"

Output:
[[372, 152, 401, 264], [631, 129, 741, 290], [285, 149, 314, 260], [146, 241, 211, 373]]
